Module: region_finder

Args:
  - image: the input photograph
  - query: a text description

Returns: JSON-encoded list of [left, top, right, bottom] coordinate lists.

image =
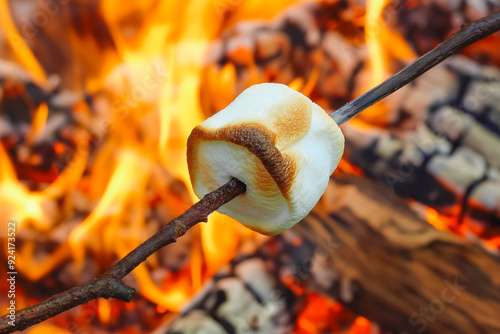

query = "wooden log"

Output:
[[395, 0, 500, 64], [293, 173, 500, 334], [163, 173, 500, 334], [341, 55, 500, 235], [154, 248, 302, 334]]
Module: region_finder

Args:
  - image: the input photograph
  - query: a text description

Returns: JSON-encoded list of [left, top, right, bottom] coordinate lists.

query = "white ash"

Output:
[[343, 55, 500, 234], [426, 147, 487, 195], [162, 255, 296, 334]]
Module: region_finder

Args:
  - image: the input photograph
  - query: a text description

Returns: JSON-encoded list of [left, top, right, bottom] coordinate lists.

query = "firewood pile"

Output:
[[343, 56, 500, 242], [200, 0, 500, 117], [0, 59, 196, 333], [1, 0, 500, 333], [0, 60, 78, 183], [394, 0, 500, 63]]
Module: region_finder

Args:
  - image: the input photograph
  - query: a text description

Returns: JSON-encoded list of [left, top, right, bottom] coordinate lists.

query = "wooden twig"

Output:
[[0, 179, 246, 333], [331, 10, 500, 125], [1, 10, 500, 334]]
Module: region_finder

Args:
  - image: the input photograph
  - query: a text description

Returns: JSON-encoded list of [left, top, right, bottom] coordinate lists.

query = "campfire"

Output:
[[1, 0, 499, 333]]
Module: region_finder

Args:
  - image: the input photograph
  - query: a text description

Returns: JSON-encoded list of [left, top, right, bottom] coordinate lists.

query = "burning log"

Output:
[[296, 174, 500, 334], [162, 174, 500, 334], [200, 0, 500, 120], [394, 0, 500, 64], [155, 249, 299, 334], [200, 0, 369, 116], [342, 55, 500, 237], [0, 58, 84, 185]]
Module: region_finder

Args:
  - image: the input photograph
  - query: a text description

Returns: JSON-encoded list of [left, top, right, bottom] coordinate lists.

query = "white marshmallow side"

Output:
[[188, 83, 345, 235], [194, 140, 289, 234], [200, 83, 307, 132], [283, 103, 344, 225]]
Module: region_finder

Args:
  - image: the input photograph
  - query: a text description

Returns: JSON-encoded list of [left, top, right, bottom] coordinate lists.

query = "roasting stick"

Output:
[[331, 10, 500, 125], [1, 10, 500, 334]]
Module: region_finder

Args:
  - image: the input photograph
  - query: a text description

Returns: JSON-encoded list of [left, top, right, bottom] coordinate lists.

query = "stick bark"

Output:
[[331, 10, 500, 125]]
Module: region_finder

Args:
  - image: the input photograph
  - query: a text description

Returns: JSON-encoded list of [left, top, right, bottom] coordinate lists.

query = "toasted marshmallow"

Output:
[[187, 83, 344, 235]]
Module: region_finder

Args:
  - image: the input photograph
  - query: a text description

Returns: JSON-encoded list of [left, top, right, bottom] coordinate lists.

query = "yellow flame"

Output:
[[98, 299, 112, 324], [365, 0, 416, 88], [68, 147, 152, 266], [0, 0, 46, 82], [0, 144, 53, 232], [0, 140, 88, 278], [365, 0, 391, 87], [25, 103, 49, 145], [288, 77, 304, 91], [25, 324, 71, 334], [131, 264, 191, 311], [16, 242, 70, 281], [365, 0, 417, 87], [361, 0, 416, 124], [201, 212, 241, 274]]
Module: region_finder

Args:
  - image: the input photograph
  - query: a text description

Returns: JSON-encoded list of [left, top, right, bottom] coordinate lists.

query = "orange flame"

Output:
[[1, 0, 301, 320], [295, 292, 375, 334], [25, 103, 49, 145], [366, 0, 393, 86], [361, 0, 416, 124], [25, 324, 71, 334], [365, 0, 416, 87], [0, 0, 46, 83], [0, 144, 54, 232]]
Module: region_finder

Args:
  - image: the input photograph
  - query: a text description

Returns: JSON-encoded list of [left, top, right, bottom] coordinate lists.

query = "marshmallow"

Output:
[[187, 83, 344, 235]]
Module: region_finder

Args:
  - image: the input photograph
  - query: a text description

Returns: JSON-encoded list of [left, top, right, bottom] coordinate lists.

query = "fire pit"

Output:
[[0, 0, 499, 333]]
